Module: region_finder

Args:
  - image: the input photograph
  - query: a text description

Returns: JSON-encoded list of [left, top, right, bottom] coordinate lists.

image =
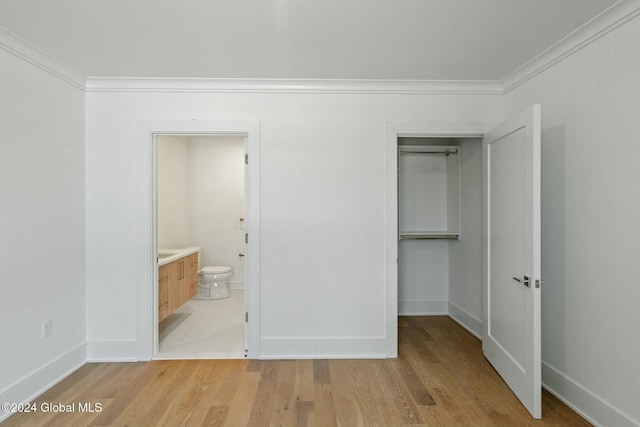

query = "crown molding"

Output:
[[3, 0, 640, 96], [84, 77, 503, 95], [0, 26, 85, 90], [502, 0, 640, 93]]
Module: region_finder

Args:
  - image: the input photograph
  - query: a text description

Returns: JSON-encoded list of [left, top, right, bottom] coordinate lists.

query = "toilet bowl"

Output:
[[194, 266, 232, 300]]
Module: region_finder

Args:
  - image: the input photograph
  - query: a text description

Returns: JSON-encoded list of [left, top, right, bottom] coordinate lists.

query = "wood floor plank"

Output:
[[293, 360, 314, 402], [375, 359, 426, 424], [200, 406, 229, 427], [312, 359, 331, 385], [312, 383, 337, 427], [211, 359, 247, 408], [221, 370, 261, 427], [331, 360, 383, 426], [268, 360, 297, 427], [3, 316, 594, 427], [172, 360, 228, 426], [158, 360, 224, 426], [395, 352, 436, 406], [247, 360, 280, 426], [118, 359, 200, 426], [294, 400, 314, 426]]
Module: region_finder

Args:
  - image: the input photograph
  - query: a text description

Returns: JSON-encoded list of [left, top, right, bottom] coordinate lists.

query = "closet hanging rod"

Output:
[[398, 146, 459, 155], [400, 232, 460, 240], [399, 235, 460, 240], [399, 151, 456, 155]]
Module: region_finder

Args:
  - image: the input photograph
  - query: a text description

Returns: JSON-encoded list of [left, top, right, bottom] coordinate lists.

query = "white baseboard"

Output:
[[86, 339, 139, 362], [399, 299, 448, 316], [542, 362, 639, 427], [228, 281, 244, 290], [447, 302, 482, 339], [259, 336, 387, 359], [0, 342, 86, 423]]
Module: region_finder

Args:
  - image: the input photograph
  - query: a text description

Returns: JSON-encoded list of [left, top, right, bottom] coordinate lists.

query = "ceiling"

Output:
[[0, 0, 620, 80]]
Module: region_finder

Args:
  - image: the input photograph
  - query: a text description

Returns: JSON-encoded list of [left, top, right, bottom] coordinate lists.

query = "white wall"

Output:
[[448, 138, 483, 336], [0, 48, 85, 416], [156, 135, 245, 284], [394, 137, 483, 331], [188, 136, 245, 285], [157, 135, 190, 249], [85, 89, 502, 358], [398, 240, 449, 314], [398, 149, 452, 315], [504, 13, 640, 427]]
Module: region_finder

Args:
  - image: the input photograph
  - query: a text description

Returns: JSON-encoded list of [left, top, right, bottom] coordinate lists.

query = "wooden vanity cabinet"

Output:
[[158, 263, 171, 322], [158, 251, 199, 322], [188, 253, 199, 298], [170, 258, 185, 313]]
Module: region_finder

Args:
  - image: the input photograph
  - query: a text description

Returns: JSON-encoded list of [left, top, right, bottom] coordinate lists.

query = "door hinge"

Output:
[[245, 154, 248, 164], [535, 279, 545, 288], [245, 312, 248, 323], [245, 233, 248, 244]]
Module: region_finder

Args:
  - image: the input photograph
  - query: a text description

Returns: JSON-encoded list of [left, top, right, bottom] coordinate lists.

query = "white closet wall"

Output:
[[449, 138, 483, 335], [398, 137, 482, 330]]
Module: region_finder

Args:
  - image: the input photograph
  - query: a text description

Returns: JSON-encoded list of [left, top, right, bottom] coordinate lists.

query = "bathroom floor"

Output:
[[157, 289, 245, 359]]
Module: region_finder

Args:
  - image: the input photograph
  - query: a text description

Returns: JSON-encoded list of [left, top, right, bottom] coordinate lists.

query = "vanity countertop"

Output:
[[157, 247, 201, 266]]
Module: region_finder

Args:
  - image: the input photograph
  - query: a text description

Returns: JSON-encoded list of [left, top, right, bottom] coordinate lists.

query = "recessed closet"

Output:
[[397, 137, 483, 331]]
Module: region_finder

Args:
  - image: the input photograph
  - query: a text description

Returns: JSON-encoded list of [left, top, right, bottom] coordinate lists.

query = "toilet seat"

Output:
[[199, 266, 232, 274]]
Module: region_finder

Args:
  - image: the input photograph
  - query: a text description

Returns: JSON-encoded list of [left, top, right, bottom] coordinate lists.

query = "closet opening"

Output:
[[397, 136, 484, 338]]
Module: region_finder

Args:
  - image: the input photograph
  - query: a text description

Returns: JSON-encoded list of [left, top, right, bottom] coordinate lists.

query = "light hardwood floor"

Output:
[[3, 316, 591, 426]]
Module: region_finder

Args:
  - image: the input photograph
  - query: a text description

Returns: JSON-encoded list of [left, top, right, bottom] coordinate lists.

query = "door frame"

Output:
[[384, 121, 494, 356], [136, 120, 261, 360]]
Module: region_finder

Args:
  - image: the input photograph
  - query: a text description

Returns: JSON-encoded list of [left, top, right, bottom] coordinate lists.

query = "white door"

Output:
[[483, 105, 542, 418], [243, 147, 249, 357]]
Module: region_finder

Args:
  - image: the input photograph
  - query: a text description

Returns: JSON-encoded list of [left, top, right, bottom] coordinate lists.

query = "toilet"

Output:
[[194, 266, 232, 300]]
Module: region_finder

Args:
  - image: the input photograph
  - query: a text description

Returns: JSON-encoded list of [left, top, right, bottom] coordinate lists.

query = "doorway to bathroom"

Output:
[[136, 119, 260, 361], [154, 134, 247, 359]]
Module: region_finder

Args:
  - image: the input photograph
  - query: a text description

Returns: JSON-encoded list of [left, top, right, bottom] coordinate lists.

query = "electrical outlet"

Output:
[[42, 320, 52, 338]]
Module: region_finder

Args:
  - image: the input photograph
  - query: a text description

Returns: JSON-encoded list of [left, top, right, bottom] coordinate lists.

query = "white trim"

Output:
[[447, 302, 482, 339], [259, 337, 387, 359], [398, 299, 448, 316], [542, 362, 640, 427], [502, 0, 640, 93], [0, 343, 86, 423], [228, 281, 245, 290], [86, 339, 138, 362], [85, 77, 502, 95], [154, 351, 245, 360], [3, 1, 640, 97], [0, 26, 85, 90], [137, 120, 261, 361]]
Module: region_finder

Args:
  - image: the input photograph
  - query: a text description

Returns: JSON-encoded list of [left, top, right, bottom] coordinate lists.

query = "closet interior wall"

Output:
[[397, 137, 483, 334]]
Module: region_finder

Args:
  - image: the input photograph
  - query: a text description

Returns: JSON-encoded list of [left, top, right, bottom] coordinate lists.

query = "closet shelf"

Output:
[[400, 231, 460, 240]]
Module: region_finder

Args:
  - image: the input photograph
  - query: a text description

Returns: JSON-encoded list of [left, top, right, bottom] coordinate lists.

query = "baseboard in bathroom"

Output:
[[228, 281, 244, 290]]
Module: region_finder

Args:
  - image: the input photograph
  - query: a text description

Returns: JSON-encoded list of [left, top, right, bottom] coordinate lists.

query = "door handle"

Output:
[[512, 276, 530, 287]]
